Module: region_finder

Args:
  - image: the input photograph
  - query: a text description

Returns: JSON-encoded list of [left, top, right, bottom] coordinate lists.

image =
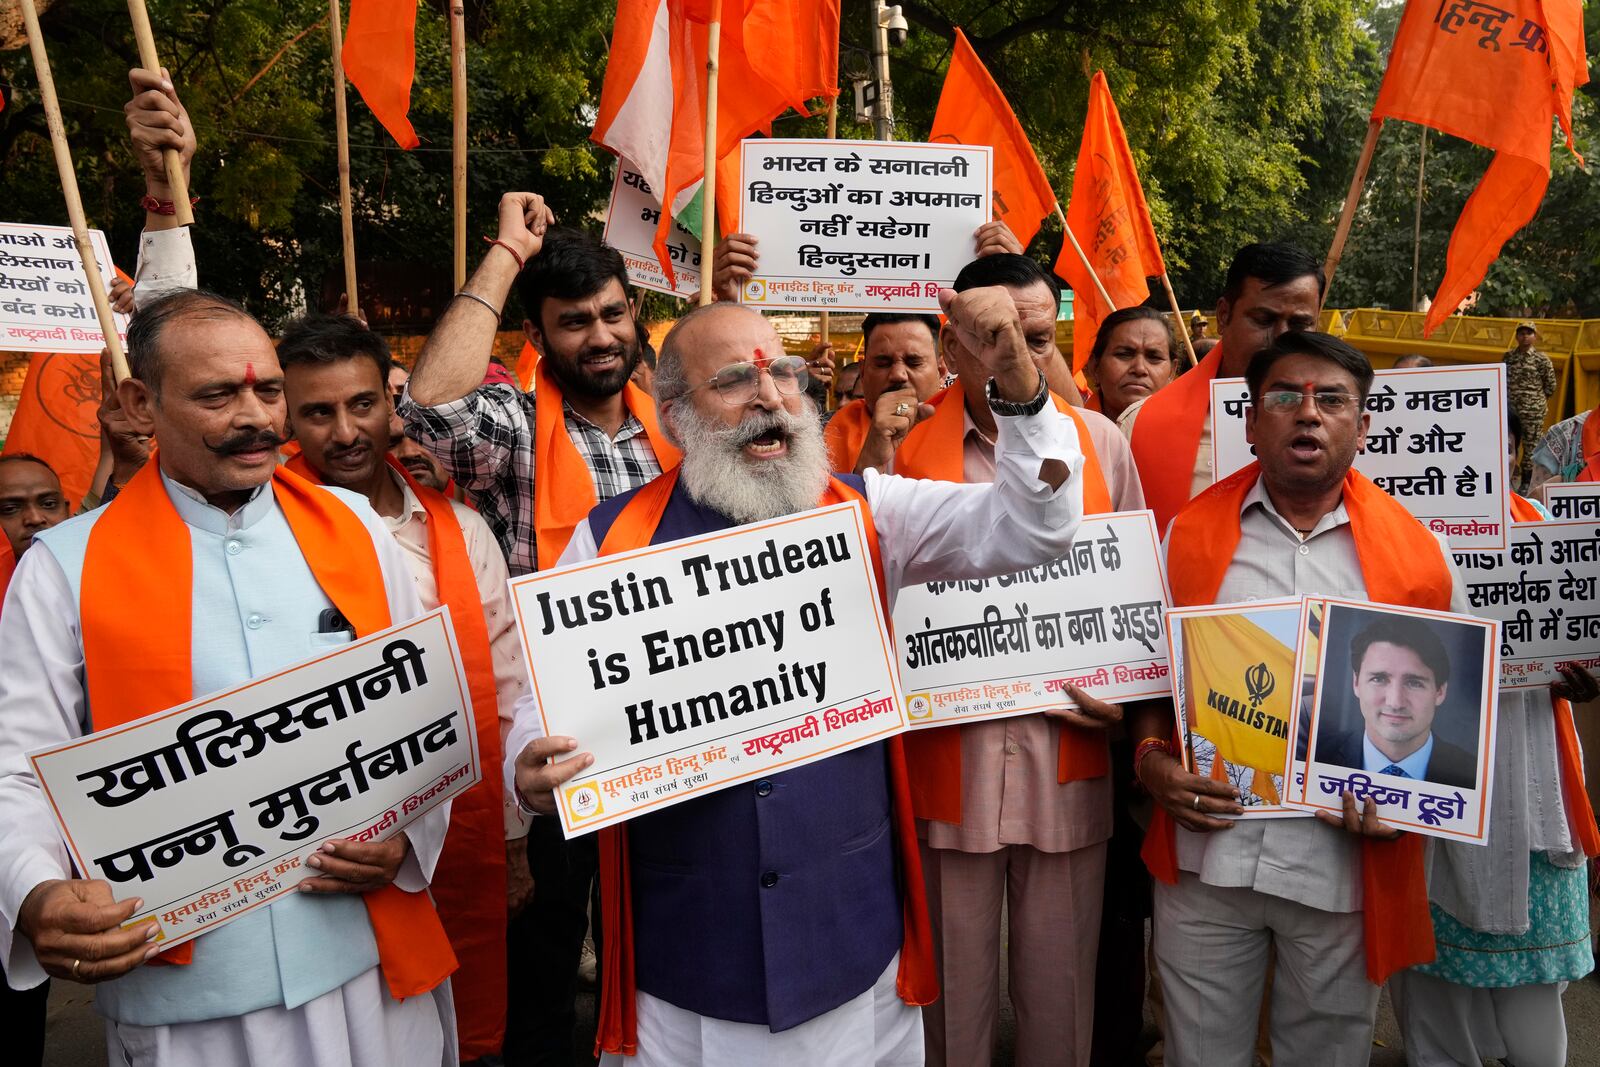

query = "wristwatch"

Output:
[[985, 371, 1049, 416]]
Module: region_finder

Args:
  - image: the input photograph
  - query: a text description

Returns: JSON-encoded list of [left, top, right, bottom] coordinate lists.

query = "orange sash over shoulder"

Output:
[[590, 468, 938, 1057], [1128, 343, 1223, 532], [824, 398, 873, 472], [892, 384, 1114, 823], [285, 453, 507, 1055], [1147, 462, 1449, 984], [79, 459, 457, 999], [533, 360, 680, 571]]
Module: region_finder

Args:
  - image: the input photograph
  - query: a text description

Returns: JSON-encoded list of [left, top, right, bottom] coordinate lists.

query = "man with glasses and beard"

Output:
[[0, 290, 459, 1066], [400, 192, 681, 1066], [507, 291, 1088, 1065]]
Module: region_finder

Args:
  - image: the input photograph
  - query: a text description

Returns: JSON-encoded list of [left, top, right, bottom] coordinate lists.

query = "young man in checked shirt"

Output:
[[400, 191, 678, 1067]]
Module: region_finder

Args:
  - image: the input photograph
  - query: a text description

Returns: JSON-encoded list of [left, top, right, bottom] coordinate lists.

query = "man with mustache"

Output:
[[824, 313, 946, 474], [277, 313, 535, 1063], [400, 193, 680, 1065], [388, 365, 450, 493], [0, 290, 459, 1065], [507, 290, 1087, 1064]]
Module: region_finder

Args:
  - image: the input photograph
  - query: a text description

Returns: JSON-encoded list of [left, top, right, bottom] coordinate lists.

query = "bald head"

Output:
[[655, 303, 781, 405], [128, 289, 265, 396]]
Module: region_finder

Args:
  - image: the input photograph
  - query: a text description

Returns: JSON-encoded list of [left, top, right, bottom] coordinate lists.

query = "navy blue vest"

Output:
[[587, 476, 903, 1031]]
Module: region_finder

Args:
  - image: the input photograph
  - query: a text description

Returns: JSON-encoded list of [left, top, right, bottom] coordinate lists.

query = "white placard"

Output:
[[1210, 365, 1512, 549], [0, 222, 129, 353], [1287, 597, 1499, 843], [508, 501, 907, 836], [600, 160, 702, 299], [895, 511, 1172, 729], [737, 139, 992, 312], [1454, 519, 1600, 687], [1543, 481, 1600, 522], [28, 609, 481, 952]]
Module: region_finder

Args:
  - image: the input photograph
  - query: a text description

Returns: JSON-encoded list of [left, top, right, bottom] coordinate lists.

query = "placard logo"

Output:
[[906, 693, 932, 720], [565, 783, 602, 820], [744, 279, 768, 302]]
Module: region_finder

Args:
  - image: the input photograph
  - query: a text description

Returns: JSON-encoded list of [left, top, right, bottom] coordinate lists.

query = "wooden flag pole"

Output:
[[822, 93, 838, 408], [329, 0, 359, 318], [126, 0, 194, 225], [1410, 127, 1427, 311], [1323, 117, 1383, 306], [450, 0, 468, 289], [697, 5, 723, 306], [1160, 273, 1198, 369], [21, 0, 129, 382], [1053, 202, 1114, 309]]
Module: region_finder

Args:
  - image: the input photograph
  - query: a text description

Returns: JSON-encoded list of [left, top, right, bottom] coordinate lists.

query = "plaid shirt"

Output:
[[399, 382, 665, 575]]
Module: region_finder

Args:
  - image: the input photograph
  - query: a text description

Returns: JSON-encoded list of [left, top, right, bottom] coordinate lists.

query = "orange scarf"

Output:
[[1128, 343, 1223, 532], [1147, 462, 1449, 984], [79, 459, 457, 999], [1579, 409, 1600, 483], [1509, 493, 1600, 857], [824, 398, 873, 472], [0, 540, 14, 619], [590, 468, 938, 1056], [533, 360, 680, 571], [284, 453, 507, 1055], [892, 384, 1114, 823]]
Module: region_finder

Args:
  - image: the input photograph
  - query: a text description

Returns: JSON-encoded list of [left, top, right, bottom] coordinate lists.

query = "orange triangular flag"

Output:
[[1372, 0, 1587, 336], [928, 29, 1055, 250], [343, 0, 421, 150], [1054, 71, 1165, 373], [515, 339, 538, 392], [2, 353, 102, 507]]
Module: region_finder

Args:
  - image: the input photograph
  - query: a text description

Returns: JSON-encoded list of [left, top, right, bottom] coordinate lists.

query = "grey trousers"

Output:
[[1391, 969, 1569, 1067]]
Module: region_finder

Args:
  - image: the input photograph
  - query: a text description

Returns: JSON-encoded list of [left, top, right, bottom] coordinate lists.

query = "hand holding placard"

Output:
[[17, 879, 159, 984]]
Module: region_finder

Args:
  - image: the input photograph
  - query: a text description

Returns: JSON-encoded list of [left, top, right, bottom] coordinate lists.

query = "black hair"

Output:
[[126, 288, 257, 395], [1350, 615, 1451, 690], [952, 253, 1061, 305], [862, 313, 941, 346], [276, 313, 394, 383], [1245, 331, 1373, 402], [635, 321, 657, 369], [1087, 306, 1172, 367], [513, 227, 630, 331], [0, 453, 57, 476], [1220, 242, 1325, 306]]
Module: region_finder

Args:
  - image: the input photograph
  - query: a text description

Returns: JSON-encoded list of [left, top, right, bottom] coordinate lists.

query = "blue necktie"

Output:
[[1380, 764, 1409, 778]]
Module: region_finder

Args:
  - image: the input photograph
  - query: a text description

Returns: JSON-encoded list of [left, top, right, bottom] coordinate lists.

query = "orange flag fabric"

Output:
[[928, 29, 1055, 250], [1373, 0, 1587, 336], [343, 0, 421, 150], [2, 352, 102, 507], [1054, 70, 1165, 374]]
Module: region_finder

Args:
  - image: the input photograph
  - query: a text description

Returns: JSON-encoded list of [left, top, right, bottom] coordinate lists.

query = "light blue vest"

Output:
[[34, 476, 381, 1026]]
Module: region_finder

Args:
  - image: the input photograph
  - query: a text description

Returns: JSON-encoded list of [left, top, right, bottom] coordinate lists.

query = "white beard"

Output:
[[674, 401, 831, 524]]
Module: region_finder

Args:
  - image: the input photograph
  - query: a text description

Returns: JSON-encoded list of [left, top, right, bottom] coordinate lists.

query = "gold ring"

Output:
[[71, 958, 82, 979], [895, 402, 911, 417], [1192, 794, 1202, 811]]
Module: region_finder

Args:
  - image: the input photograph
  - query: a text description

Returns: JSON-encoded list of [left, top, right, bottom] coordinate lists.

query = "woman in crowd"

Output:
[[1083, 306, 1176, 422]]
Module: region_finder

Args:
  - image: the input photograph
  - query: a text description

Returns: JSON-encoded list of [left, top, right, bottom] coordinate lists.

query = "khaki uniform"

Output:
[[1504, 345, 1556, 490]]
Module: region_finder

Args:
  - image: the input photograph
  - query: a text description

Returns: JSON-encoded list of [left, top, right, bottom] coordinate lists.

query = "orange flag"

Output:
[[1373, 0, 1587, 336], [343, 0, 420, 150], [1054, 71, 1165, 373], [1, 352, 102, 506], [515, 339, 539, 391], [928, 29, 1055, 250]]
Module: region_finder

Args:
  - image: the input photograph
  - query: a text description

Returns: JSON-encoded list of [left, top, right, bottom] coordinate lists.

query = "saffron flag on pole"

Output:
[[1054, 71, 1165, 373], [1181, 611, 1296, 802], [343, 0, 421, 150], [592, 0, 840, 285], [1373, 0, 1587, 336], [2, 352, 102, 507], [928, 28, 1054, 250]]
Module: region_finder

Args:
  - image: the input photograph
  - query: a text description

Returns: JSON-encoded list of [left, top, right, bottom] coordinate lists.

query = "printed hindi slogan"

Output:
[[738, 139, 992, 312], [894, 511, 1171, 729], [601, 159, 702, 300], [0, 222, 128, 354], [1543, 482, 1600, 522], [508, 502, 907, 836], [1211, 365, 1511, 549], [28, 609, 481, 951], [1455, 519, 1600, 687]]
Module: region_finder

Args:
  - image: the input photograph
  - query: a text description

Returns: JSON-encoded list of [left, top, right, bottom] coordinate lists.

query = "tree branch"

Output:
[[227, 14, 330, 109]]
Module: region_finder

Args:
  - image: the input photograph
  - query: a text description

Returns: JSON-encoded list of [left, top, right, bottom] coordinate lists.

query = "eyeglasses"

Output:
[[690, 355, 811, 405], [1258, 390, 1360, 415]]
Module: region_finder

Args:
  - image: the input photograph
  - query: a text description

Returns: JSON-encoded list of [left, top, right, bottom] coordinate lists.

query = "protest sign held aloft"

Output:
[[603, 159, 702, 300], [508, 501, 907, 836], [738, 139, 992, 312], [0, 222, 128, 353], [1543, 481, 1600, 522], [28, 609, 481, 952]]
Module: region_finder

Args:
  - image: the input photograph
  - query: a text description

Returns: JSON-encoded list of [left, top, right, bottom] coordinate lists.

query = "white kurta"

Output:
[[0, 473, 457, 1066], [504, 400, 1088, 1060]]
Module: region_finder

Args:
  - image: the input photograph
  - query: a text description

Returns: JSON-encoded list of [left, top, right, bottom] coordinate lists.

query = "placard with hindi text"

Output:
[[0, 222, 128, 354], [601, 159, 702, 300]]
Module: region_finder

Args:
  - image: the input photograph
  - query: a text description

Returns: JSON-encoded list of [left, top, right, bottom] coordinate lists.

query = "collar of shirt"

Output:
[[1362, 730, 1434, 779], [1240, 476, 1350, 542], [562, 398, 646, 443], [382, 467, 430, 535], [162, 470, 272, 535]]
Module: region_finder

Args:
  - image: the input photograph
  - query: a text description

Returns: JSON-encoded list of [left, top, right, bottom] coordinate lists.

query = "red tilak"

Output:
[[244, 363, 257, 386]]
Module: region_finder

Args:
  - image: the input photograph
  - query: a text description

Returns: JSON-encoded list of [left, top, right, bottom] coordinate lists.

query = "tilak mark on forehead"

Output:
[[244, 363, 257, 386]]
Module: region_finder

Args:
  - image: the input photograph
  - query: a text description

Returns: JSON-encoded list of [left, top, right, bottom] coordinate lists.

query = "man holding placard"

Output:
[[0, 292, 459, 1063], [509, 288, 1087, 1064], [1130, 331, 1470, 1067], [891, 252, 1142, 1066]]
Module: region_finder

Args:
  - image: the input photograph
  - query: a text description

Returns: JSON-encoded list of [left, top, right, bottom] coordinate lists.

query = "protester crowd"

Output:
[[2, 67, 1598, 1067]]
